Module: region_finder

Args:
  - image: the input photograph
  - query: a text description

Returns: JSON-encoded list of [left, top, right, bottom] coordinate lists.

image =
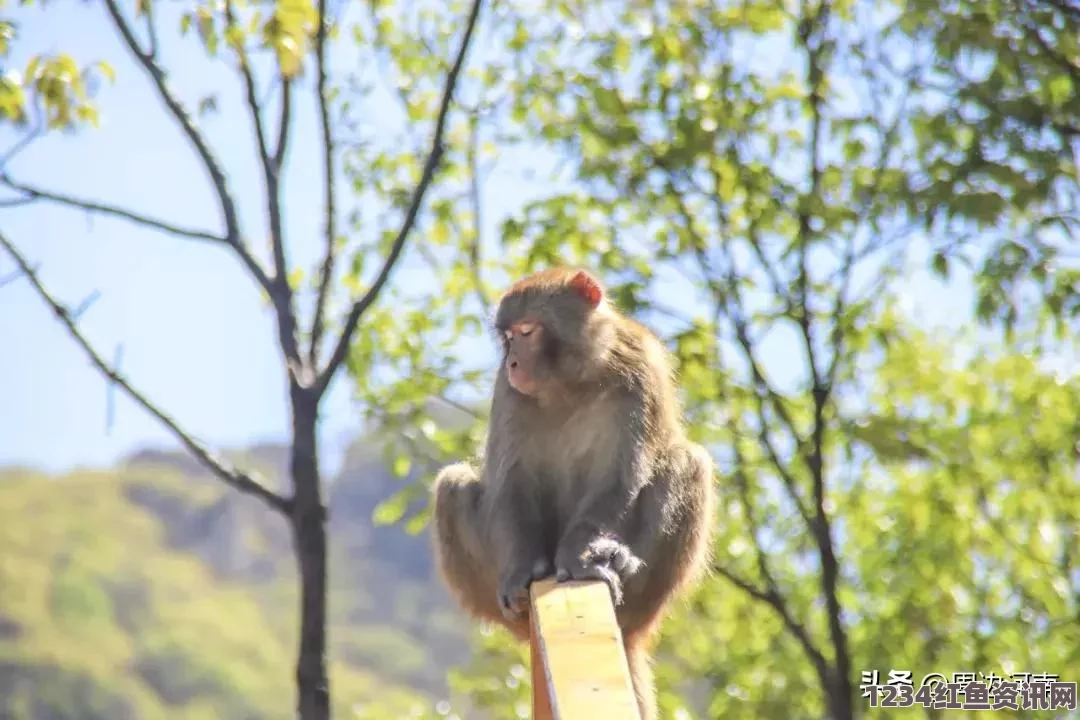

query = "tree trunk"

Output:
[[828, 675, 854, 720], [290, 388, 330, 720]]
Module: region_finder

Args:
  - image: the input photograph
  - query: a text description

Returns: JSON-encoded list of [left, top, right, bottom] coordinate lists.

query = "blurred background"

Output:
[[0, 0, 1077, 717]]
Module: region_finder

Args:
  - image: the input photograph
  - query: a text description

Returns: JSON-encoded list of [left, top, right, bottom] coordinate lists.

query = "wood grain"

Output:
[[529, 578, 641, 720]]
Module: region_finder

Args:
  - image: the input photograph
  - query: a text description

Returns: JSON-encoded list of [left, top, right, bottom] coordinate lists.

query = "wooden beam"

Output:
[[529, 577, 641, 720]]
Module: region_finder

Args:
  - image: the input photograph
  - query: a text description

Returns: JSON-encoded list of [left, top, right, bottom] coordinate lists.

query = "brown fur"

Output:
[[432, 267, 716, 719]]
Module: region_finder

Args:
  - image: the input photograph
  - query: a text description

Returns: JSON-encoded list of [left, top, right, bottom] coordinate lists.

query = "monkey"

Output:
[[431, 267, 716, 719]]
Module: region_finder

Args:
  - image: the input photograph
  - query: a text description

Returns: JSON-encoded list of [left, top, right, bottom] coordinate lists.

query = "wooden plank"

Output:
[[529, 578, 641, 720], [531, 625, 556, 720]]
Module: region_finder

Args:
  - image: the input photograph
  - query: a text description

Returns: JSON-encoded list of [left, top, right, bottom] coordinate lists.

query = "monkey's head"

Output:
[[493, 267, 615, 401]]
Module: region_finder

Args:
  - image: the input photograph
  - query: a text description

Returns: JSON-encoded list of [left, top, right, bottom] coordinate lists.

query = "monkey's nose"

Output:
[[510, 361, 518, 369]]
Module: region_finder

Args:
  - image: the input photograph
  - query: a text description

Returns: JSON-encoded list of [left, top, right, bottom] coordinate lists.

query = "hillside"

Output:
[[0, 441, 472, 719]]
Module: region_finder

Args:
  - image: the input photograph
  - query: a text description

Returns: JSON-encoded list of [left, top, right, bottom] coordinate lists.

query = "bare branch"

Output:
[[274, 78, 293, 168], [432, 393, 483, 420], [142, 0, 160, 58], [308, 0, 339, 366], [101, 0, 272, 294], [734, 333, 815, 528], [730, 438, 785, 601], [796, 5, 854, 718], [222, 0, 302, 373], [72, 289, 101, 321], [704, 148, 791, 306], [0, 122, 43, 170], [672, 173, 814, 524], [713, 564, 832, 687], [654, 161, 815, 526], [0, 232, 291, 513], [106, 343, 123, 435], [315, 0, 485, 397], [794, 46, 825, 396], [0, 268, 20, 289], [225, 0, 273, 179], [466, 109, 492, 315], [0, 175, 228, 244]]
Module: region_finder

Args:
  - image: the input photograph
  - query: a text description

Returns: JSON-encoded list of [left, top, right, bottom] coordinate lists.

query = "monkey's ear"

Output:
[[569, 270, 603, 307]]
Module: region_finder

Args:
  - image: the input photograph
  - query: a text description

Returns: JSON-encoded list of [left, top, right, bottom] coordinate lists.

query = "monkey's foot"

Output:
[[497, 557, 554, 620], [554, 537, 643, 606]]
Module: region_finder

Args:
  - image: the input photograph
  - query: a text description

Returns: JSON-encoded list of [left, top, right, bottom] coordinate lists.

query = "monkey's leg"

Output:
[[621, 441, 715, 631], [431, 463, 531, 640], [623, 638, 657, 720], [615, 441, 715, 719]]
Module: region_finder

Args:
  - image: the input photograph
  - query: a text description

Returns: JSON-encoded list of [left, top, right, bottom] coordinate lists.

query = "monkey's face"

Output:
[[502, 319, 545, 397], [494, 268, 609, 402]]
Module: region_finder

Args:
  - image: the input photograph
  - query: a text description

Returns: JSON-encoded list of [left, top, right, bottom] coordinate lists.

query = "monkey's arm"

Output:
[[553, 413, 651, 602], [485, 464, 554, 618]]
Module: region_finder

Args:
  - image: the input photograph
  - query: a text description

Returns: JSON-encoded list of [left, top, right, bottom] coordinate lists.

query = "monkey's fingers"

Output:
[[498, 564, 543, 619], [498, 586, 530, 619], [582, 538, 644, 579], [609, 549, 644, 577], [554, 561, 625, 605]]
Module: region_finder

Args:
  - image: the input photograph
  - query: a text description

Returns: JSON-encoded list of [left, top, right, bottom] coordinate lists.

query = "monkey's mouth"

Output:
[[508, 376, 539, 397]]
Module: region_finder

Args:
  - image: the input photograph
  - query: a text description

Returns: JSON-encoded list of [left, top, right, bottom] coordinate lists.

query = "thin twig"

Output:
[[433, 393, 482, 420], [0, 123, 44, 170], [101, 0, 272, 294], [308, 0, 339, 366], [315, 0, 485, 397], [142, 0, 160, 58], [225, 0, 273, 176], [0, 268, 20, 289], [71, 290, 101, 321], [0, 232, 291, 513], [713, 564, 832, 687], [796, 4, 853, 718], [106, 343, 123, 435], [466, 109, 492, 315], [274, 78, 293, 168], [0, 175, 228, 244], [222, 0, 301, 372], [657, 163, 815, 526]]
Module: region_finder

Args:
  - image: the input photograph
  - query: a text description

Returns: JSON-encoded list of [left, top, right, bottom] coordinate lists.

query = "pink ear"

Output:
[[569, 270, 603, 307]]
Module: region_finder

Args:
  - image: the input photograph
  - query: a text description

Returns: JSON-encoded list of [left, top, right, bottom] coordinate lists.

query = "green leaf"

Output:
[[391, 455, 411, 478], [372, 492, 408, 526], [931, 251, 949, 279]]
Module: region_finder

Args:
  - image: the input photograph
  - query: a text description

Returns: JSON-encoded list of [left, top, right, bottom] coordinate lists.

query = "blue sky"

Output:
[[0, 3, 355, 473], [0, 1, 554, 476], [0, 2, 972, 477]]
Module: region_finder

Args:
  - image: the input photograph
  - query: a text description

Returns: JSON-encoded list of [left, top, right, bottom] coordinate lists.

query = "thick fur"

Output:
[[431, 268, 716, 719]]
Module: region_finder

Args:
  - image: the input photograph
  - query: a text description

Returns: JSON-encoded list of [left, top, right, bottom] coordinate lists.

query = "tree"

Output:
[[345, 0, 1080, 717], [0, 1, 483, 718]]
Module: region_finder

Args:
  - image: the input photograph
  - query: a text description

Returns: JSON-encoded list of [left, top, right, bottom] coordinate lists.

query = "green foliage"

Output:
[[335, 0, 1080, 716], [178, 0, 317, 77], [0, 17, 113, 129], [1, 0, 1076, 716], [663, 321, 1080, 719]]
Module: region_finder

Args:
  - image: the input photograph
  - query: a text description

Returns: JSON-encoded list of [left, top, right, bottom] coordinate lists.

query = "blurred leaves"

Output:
[[0, 17, 114, 130], [333, 0, 1080, 716], [180, 0, 318, 77], [1, 0, 1078, 716]]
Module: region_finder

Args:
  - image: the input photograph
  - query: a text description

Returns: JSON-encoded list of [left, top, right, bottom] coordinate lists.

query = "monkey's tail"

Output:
[[626, 643, 657, 720]]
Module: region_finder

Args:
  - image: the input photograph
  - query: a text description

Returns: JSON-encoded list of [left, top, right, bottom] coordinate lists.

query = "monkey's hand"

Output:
[[497, 556, 554, 620], [554, 537, 644, 606]]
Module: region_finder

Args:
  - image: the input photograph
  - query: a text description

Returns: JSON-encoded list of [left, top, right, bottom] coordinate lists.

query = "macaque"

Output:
[[431, 267, 716, 719]]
